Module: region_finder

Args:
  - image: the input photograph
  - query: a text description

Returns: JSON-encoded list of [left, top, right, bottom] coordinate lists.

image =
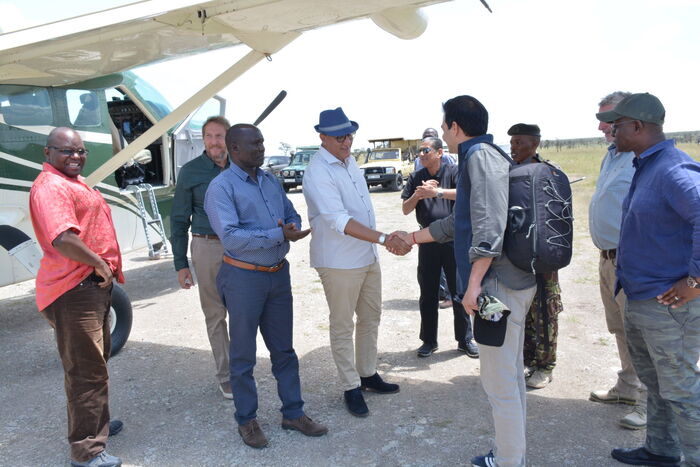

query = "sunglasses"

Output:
[[333, 133, 355, 143], [47, 146, 89, 156], [418, 147, 434, 155]]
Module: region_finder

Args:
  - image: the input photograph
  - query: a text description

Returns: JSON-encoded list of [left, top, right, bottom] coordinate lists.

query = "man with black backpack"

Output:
[[507, 123, 564, 390], [441, 95, 537, 467]]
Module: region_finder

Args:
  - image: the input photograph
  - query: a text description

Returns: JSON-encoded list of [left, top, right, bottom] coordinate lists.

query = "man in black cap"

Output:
[[507, 123, 564, 389], [597, 93, 700, 467]]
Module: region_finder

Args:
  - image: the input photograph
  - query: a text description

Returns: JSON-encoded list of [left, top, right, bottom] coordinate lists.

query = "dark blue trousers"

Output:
[[217, 261, 304, 425]]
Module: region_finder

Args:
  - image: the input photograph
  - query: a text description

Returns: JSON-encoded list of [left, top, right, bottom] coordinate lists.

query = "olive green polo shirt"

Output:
[[170, 152, 229, 271]]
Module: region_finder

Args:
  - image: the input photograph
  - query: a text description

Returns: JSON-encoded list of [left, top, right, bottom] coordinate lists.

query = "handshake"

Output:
[[382, 231, 416, 256]]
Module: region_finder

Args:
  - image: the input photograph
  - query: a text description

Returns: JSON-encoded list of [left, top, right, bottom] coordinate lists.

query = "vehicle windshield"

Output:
[[291, 152, 312, 165], [368, 149, 400, 161]]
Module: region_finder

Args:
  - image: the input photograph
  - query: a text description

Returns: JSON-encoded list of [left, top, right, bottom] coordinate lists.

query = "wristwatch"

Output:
[[436, 189, 444, 199], [687, 276, 700, 288], [378, 233, 386, 245]]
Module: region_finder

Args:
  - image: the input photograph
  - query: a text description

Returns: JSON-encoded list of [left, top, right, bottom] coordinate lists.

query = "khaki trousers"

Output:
[[191, 236, 230, 383], [599, 253, 644, 401], [478, 276, 536, 467], [316, 262, 382, 391], [43, 278, 112, 463]]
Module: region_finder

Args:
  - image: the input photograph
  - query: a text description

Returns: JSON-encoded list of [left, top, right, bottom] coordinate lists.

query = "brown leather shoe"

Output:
[[281, 415, 328, 437], [238, 419, 268, 448]]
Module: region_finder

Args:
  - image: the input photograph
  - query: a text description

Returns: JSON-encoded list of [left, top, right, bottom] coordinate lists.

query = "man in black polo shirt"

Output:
[[401, 137, 478, 358]]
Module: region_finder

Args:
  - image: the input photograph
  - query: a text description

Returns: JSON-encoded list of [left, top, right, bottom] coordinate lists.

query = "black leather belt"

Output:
[[601, 249, 616, 260]]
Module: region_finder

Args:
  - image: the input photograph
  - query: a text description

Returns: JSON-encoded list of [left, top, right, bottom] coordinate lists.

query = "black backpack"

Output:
[[485, 143, 573, 273]]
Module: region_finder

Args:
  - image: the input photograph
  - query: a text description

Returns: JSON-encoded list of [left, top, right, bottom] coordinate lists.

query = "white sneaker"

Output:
[[619, 404, 646, 430], [526, 369, 553, 389]]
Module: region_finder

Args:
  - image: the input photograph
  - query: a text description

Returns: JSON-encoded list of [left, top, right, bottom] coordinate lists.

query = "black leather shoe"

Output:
[[611, 447, 680, 467], [108, 420, 123, 437], [458, 339, 479, 358], [360, 373, 400, 394], [417, 342, 438, 357], [344, 388, 369, 417]]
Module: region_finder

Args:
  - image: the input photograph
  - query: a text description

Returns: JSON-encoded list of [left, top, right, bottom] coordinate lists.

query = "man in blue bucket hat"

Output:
[[304, 107, 410, 418]]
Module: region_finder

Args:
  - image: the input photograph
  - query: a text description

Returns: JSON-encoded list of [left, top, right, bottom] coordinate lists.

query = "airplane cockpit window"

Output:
[[131, 76, 171, 120], [186, 98, 220, 130], [106, 86, 165, 189], [68, 90, 101, 127], [0, 86, 52, 126]]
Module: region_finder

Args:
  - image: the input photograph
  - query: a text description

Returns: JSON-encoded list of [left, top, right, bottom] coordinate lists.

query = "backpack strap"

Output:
[[482, 141, 515, 166]]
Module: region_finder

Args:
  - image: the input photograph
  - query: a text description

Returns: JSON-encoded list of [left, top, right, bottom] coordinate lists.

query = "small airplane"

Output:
[[0, 0, 477, 354]]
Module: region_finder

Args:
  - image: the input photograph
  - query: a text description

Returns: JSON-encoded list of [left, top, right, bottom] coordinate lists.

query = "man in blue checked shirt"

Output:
[[204, 123, 327, 450], [597, 93, 700, 467]]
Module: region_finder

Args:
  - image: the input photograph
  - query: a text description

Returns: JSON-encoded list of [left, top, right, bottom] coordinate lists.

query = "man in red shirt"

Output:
[[30, 127, 124, 467]]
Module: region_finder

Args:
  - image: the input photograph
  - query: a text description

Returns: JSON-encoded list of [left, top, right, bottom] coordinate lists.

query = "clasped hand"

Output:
[[384, 231, 412, 256], [278, 219, 311, 242], [414, 179, 439, 200]]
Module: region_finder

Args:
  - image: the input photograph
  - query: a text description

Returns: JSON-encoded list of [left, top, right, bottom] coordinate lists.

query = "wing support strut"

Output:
[[85, 30, 300, 187]]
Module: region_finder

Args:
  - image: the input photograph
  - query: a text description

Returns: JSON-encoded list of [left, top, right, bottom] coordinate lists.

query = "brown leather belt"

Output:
[[223, 255, 285, 273], [192, 233, 219, 240], [601, 249, 616, 260]]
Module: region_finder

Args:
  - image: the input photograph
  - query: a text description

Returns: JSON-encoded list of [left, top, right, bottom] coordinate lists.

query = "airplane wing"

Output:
[[0, 0, 451, 86]]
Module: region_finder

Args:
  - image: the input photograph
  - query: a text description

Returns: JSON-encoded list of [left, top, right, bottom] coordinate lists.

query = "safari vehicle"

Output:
[[360, 137, 420, 191], [280, 146, 319, 192], [263, 155, 291, 178], [0, 0, 454, 355]]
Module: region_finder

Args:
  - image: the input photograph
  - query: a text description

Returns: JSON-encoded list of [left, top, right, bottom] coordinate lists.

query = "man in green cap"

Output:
[[597, 92, 700, 467]]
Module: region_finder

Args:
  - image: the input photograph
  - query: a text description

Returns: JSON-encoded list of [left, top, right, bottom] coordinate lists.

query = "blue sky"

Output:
[[2, 0, 699, 150]]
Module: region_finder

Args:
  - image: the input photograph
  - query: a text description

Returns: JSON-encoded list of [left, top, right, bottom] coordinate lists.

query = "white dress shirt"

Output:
[[302, 147, 379, 269]]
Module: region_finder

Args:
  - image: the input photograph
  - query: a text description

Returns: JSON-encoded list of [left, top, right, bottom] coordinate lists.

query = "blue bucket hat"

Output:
[[314, 107, 359, 136]]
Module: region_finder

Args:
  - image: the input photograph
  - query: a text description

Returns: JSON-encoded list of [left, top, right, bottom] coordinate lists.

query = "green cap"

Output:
[[596, 92, 665, 125]]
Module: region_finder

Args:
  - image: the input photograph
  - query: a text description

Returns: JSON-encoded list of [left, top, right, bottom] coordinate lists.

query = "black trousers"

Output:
[[417, 242, 472, 345]]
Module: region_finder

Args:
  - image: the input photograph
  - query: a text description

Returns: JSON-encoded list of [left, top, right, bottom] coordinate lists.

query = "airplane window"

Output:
[[67, 90, 102, 127], [187, 98, 221, 131], [0, 86, 52, 126], [131, 76, 171, 120]]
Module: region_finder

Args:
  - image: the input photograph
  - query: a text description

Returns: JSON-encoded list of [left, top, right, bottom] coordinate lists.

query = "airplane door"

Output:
[[173, 96, 226, 181]]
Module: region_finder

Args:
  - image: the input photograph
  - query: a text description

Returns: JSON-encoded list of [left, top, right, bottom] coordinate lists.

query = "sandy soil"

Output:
[[0, 187, 644, 466]]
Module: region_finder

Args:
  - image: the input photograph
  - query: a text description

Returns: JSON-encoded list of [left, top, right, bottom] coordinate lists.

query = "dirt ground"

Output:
[[0, 187, 645, 466]]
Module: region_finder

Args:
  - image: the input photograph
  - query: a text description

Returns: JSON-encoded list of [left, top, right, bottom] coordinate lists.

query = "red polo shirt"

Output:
[[30, 163, 124, 311]]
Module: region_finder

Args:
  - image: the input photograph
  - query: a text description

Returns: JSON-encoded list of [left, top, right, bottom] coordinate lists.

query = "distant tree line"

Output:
[[541, 130, 700, 152]]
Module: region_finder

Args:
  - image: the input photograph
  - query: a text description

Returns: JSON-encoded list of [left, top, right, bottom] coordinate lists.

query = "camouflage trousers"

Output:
[[625, 297, 700, 465], [523, 272, 563, 371]]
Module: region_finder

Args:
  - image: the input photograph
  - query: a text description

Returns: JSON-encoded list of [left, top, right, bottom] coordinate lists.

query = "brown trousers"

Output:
[[42, 278, 112, 462]]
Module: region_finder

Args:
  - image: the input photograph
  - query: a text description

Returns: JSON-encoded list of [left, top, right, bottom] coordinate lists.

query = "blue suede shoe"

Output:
[[360, 373, 400, 394]]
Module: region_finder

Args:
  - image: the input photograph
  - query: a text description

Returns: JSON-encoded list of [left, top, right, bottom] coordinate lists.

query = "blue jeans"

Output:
[[625, 297, 700, 465], [217, 261, 305, 425]]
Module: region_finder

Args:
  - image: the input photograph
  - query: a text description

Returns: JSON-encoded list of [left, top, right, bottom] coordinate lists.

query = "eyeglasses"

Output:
[[334, 133, 355, 143], [47, 146, 89, 156], [418, 147, 434, 155], [611, 120, 638, 131]]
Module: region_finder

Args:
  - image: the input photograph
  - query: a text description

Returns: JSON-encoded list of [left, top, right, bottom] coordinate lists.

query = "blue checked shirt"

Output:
[[204, 162, 302, 267]]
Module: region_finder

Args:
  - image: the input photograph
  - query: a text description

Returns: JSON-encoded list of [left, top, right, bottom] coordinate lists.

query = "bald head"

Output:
[[44, 127, 86, 178], [225, 124, 265, 174]]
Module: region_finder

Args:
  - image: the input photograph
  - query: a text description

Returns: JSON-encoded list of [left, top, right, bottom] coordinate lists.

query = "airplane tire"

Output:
[[109, 284, 132, 356]]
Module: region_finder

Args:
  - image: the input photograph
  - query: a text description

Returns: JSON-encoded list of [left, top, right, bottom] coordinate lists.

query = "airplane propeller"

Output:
[[254, 90, 288, 126]]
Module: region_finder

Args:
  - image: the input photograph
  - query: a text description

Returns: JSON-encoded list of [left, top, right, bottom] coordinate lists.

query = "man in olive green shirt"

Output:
[[170, 116, 232, 399]]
